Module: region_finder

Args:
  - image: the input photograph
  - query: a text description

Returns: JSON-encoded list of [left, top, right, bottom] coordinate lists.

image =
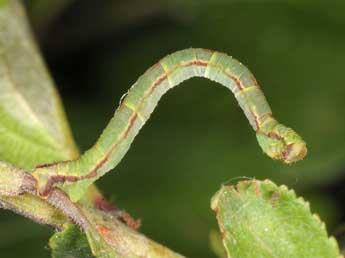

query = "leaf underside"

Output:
[[0, 0, 74, 230], [0, 0, 78, 170]]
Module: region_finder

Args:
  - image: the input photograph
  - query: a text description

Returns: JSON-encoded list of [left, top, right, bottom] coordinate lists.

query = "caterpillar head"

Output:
[[256, 123, 307, 164]]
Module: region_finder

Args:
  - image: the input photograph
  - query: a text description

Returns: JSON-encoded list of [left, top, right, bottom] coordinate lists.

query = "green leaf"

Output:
[[0, 0, 78, 170], [211, 179, 341, 258], [0, 0, 74, 233], [49, 224, 94, 258]]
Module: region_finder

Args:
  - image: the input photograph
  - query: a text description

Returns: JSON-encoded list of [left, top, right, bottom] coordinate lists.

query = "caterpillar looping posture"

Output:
[[32, 48, 307, 202]]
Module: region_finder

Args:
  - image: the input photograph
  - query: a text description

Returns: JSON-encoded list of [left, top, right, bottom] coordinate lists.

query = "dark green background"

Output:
[[1, 1, 345, 257]]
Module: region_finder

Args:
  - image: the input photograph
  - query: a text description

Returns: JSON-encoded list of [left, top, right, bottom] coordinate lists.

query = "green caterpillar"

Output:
[[32, 48, 307, 202]]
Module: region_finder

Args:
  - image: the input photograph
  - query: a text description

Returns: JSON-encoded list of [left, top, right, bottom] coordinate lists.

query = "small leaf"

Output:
[[49, 224, 95, 258], [211, 179, 341, 258]]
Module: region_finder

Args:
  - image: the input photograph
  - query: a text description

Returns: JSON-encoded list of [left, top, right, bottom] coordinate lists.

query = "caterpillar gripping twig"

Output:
[[31, 48, 307, 202]]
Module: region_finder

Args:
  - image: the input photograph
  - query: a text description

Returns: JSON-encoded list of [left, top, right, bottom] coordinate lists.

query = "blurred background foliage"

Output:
[[1, 0, 345, 257]]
